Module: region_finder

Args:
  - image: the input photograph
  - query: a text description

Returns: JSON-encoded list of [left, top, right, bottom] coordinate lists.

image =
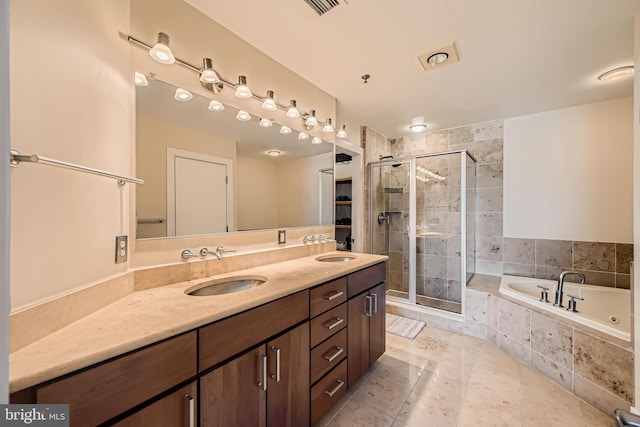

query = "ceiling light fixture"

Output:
[[174, 88, 193, 101], [597, 65, 634, 82], [234, 75, 253, 98], [236, 110, 251, 121], [427, 52, 449, 66], [261, 90, 277, 110], [208, 100, 224, 111], [280, 125, 292, 134], [305, 110, 318, 127], [298, 132, 309, 140], [149, 32, 175, 64], [199, 58, 220, 83], [266, 150, 283, 157], [322, 118, 334, 133], [259, 118, 273, 128], [409, 116, 427, 133], [311, 137, 322, 145], [286, 100, 300, 118], [336, 124, 348, 139], [134, 72, 148, 87]]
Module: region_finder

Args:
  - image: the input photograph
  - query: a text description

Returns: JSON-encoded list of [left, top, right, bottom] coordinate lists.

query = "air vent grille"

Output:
[[304, 0, 340, 15]]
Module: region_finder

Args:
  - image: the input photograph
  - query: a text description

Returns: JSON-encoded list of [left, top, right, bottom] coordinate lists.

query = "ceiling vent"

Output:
[[304, 0, 340, 16]]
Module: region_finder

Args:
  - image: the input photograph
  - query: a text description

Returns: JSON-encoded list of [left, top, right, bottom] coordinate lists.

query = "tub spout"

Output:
[[554, 271, 585, 308]]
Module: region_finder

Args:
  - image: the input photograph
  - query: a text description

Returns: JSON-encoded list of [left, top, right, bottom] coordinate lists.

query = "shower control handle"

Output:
[[536, 285, 550, 303]]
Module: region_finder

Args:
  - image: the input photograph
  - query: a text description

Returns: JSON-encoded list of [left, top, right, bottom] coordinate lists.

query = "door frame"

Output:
[[166, 147, 234, 236]]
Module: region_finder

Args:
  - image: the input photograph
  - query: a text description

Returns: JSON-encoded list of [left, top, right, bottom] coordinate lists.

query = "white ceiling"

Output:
[[186, 0, 636, 138]]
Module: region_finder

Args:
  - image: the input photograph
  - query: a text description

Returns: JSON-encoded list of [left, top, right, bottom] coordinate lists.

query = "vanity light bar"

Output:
[[124, 33, 348, 137]]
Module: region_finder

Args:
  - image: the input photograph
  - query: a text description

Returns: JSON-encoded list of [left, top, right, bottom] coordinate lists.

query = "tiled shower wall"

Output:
[[362, 120, 633, 288]]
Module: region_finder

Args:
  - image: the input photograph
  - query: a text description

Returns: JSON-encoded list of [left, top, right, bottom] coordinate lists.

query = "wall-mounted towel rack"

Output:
[[9, 149, 144, 186], [137, 218, 166, 224]]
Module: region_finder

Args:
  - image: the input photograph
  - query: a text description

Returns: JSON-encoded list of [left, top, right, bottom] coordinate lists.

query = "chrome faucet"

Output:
[[215, 246, 236, 260], [554, 271, 585, 308], [181, 249, 199, 260]]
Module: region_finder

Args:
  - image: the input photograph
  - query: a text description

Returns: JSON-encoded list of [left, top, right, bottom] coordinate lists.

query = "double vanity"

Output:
[[10, 250, 387, 426]]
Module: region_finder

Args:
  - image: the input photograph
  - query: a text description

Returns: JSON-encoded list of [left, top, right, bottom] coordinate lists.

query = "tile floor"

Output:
[[317, 326, 614, 426]]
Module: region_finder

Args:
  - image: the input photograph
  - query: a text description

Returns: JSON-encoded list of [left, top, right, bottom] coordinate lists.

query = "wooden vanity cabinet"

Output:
[[347, 263, 386, 386], [199, 291, 310, 427]]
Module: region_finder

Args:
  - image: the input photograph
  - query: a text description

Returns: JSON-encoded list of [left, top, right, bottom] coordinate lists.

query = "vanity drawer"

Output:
[[310, 303, 347, 348], [310, 328, 347, 385], [310, 277, 347, 317], [199, 290, 309, 372], [311, 360, 348, 425], [347, 262, 386, 297], [36, 331, 197, 427]]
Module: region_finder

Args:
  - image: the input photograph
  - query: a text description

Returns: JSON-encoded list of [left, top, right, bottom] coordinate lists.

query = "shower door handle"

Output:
[[365, 295, 373, 317]]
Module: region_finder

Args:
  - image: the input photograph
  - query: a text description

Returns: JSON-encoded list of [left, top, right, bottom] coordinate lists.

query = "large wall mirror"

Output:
[[136, 77, 334, 239]]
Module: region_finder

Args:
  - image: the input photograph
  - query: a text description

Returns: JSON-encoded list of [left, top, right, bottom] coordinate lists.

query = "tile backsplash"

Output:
[[503, 238, 632, 288]]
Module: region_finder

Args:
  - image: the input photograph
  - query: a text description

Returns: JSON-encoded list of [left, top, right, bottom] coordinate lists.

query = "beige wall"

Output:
[[277, 152, 333, 228], [504, 97, 633, 243], [10, 0, 132, 309], [236, 157, 278, 231], [136, 113, 236, 237], [633, 6, 640, 414], [1, 0, 9, 402]]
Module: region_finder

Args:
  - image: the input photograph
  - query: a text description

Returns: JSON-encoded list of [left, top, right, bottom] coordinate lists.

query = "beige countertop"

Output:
[[10, 251, 387, 393]]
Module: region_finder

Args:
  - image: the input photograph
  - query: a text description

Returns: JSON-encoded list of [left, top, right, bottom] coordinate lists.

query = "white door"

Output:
[[167, 148, 234, 236]]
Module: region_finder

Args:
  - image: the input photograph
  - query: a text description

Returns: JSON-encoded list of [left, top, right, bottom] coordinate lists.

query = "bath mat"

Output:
[[386, 313, 426, 340]]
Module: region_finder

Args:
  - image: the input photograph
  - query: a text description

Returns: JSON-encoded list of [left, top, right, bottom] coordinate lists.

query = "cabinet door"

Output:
[[114, 382, 197, 427], [347, 293, 370, 387], [369, 283, 386, 364], [267, 323, 310, 427], [200, 345, 267, 427]]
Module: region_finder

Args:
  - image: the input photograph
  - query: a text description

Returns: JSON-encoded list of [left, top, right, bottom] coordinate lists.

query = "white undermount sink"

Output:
[[185, 276, 267, 296], [315, 255, 356, 262]]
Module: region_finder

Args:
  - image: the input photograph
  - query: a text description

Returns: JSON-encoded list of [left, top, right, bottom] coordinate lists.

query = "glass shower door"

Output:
[[370, 161, 410, 301]]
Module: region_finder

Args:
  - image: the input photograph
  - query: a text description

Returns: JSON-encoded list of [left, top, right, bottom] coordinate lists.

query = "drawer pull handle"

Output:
[[324, 290, 344, 301], [324, 379, 345, 397], [324, 317, 344, 330], [365, 295, 373, 317], [372, 292, 378, 314], [258, 353, 268, 391], [271, 346, 281, 382], [185, 394, 195, 427], [323, 346, 344, 362]]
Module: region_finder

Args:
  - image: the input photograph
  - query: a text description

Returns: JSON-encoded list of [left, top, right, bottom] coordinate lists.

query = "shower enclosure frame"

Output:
[[369, 149, 477, 316]]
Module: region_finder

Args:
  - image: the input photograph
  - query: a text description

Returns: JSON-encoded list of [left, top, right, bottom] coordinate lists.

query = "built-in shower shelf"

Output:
[[336, 225, 352, 229], [416, 232, 453, 239]]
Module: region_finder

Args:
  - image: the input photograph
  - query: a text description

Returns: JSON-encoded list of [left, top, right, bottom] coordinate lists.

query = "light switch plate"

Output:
[[278, 229, 286, 245], [115, 235, 128, 263]]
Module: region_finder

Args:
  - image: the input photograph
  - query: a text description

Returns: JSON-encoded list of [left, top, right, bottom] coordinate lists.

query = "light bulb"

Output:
[[208, 100, 224, 111], [280, 125, 292, 134], [298, 132, 309, 140], [134, 72, 148, 87], [149, 32, 175, 64], [262, 90, 277, 110], [236, 110, 251, 121], [259, 118, 273, 128], [322, 118, 334, 133], [336, 125, 347, 139], [286, 100, 300, 118], [305, 110, 318, 127], [235, 75, 253, 98], [311, 137, 322, 144], [199, 58, 220, 83], [174, 88, 193, 101]]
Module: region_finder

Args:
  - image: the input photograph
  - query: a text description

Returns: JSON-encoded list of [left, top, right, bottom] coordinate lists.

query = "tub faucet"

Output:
[[554, 271, 585, 308]]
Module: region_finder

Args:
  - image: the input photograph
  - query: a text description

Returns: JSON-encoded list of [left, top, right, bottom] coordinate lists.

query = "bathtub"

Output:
[[498, 275, 631, 342]]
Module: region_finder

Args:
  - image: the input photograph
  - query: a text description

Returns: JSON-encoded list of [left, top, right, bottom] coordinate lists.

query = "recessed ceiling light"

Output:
[[174, 88, 193, 101], [409, 116, 427, 133], [427, 52, 449, 66], [134, 72, 148, 86], [208, 100, 224, 111], [311, 137, 323, 144], [259, 118, 273, 128], [597, 66, 634, 82], [266, 150, 283, 157], [236, 110, 251, 121]]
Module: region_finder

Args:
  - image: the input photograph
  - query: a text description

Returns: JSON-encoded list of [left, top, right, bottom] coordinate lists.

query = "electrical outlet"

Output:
[[115, 235, 128, 263], [278, 229, 286, 245]]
